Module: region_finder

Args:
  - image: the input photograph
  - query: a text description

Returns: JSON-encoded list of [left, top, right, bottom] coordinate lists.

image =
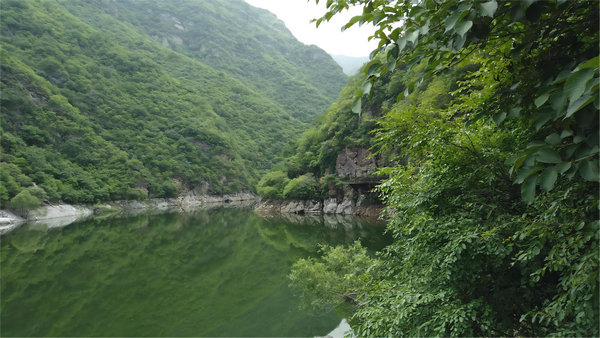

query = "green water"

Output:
[[0, 208, 389, 337]]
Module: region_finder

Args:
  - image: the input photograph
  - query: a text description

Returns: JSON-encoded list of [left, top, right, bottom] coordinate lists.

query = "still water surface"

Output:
[[1, 208, 389, 336]]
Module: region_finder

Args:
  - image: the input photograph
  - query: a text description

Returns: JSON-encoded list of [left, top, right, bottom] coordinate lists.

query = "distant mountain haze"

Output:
[[330, 54, 370, 75]]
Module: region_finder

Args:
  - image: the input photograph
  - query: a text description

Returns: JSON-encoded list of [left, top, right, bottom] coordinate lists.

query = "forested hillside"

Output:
[[281, 0, 598, 336], [0, 0, 346, 208], [73, 0, 347, 123]]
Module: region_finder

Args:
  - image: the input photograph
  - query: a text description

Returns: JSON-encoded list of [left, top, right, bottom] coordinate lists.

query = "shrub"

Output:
[[256, 169, 289, 199], [9, 189, 41, 211], [282, 173, 319, 200]]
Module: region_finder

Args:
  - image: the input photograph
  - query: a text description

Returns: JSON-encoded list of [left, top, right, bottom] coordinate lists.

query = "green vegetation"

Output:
[[9, 189, 41, 212], [289, 241, 375, 309], [288, 0, 598, 336], [0, 0, 346, 207], [256, 169, 289, 199], [282, 173, 320, 200], [255, 75, 379, 198], [100, 0, 347, 123]]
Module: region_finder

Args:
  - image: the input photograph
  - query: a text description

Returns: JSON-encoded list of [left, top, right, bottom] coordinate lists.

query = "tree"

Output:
[[10, 190, 41, 212]]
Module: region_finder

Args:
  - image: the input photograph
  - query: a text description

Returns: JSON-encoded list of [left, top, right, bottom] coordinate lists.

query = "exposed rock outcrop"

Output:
[[336, 147, 378, 181], [255, 198, 382, 217], [0, 210, 25, 235]]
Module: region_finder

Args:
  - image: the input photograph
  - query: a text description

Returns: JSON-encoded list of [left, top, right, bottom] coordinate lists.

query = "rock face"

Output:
[[28, 204, 94, 222], [0, 210, 25, 235], [336, 147, 378, 181], [256, 147, 385, 217], [255, 198, 382, 217]]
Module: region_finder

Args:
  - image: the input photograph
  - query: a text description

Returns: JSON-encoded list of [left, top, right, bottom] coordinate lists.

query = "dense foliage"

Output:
[[289, 0, 599, 336], [0, 0, 346, 207]]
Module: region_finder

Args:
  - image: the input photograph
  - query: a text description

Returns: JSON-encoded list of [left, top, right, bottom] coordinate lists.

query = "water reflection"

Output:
[[1, 208, 388, 337]]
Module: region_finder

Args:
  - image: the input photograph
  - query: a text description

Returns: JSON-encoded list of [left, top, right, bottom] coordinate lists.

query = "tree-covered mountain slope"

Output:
[[66, 0, 347, 123], [0, 0, 344, 207]]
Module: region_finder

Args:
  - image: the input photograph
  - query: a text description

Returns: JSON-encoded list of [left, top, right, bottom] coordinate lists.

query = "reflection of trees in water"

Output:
[[255, 211, 389, 252]]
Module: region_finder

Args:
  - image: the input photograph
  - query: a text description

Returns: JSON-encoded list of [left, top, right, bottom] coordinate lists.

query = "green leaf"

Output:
[[386, 42, 399, 59], [521, 174, 538, 205], [560, 130, 573, 138], [397, 36, 407, 51], [516, 165, 542, 184], [579, 159, 599, 182], [535, 147, 562, 163], [578, 56, 599, 70], [550, 90, 567, 112], [351, 97, 362, 115], [478, 0, 498, 17], [508, 107, 522, 118], [420, 21, 430, 35], [445, 10, 463, 32], [564, 68, 594, 103], [534, 111, 553, 130], [566, 94, 593, 118], [545, 133, 561, 145], [534, 93, 550, 107], [406, 30, 419, 43], [455, 20, 473, 37], [342, 15, 362, 31], [539, 166, 558, 192], [397, 91, 406, 101], [574, 144, 599, 160], [513, 153, 528, 169], [366, 60, 381, 77], [362, 81, 372, 95], [556, 161, 572, 174], [492, 112, 506, 125]]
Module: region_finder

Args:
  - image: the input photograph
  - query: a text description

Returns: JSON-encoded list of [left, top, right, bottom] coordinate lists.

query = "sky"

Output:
[[244, 0, 378, 57]]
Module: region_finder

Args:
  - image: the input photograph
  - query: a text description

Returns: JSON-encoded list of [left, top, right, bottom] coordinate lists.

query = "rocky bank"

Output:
[[0, 192, 257, 235], [255, 198, 382, 218]]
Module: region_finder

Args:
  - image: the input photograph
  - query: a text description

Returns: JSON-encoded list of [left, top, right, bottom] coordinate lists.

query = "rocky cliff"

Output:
[[256, 147, 383, 217], [335, 147, 379, 182]]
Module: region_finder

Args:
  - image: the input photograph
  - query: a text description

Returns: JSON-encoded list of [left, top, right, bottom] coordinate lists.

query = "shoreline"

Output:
[[0, 192, 258, 235]]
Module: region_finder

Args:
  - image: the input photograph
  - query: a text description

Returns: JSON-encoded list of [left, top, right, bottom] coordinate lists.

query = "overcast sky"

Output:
[[244, 0, 378, 57]]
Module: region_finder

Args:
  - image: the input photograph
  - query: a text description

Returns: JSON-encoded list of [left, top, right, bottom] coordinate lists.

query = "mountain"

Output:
[[0, 0, 346, 207], [71, 0, 348, 123], [330, 54, 369, 75]]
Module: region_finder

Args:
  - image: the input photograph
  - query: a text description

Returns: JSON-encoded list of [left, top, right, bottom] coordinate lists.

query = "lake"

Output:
[[0, 207, 390, 337]]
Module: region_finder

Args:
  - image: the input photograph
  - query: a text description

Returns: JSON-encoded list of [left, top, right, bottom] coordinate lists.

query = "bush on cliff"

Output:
[[256, 170, 290, 199], [282, 174, 319, 200]]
